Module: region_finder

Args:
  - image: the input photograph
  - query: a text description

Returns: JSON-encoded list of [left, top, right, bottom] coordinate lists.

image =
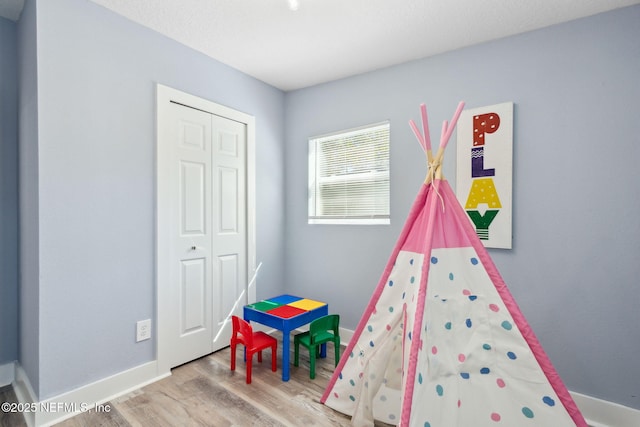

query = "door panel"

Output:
[[179, 119, 206, 150], [211, 115, 247, 350], [166, 103, 214, 367], [219, 167, 238, 232], [217, 254, 239, 324], [180, 258, 206, 334], [181, 162, 206, 233]]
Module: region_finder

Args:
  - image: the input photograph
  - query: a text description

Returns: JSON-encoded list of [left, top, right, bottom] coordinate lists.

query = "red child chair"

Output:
[[230, 315, 277, 384]]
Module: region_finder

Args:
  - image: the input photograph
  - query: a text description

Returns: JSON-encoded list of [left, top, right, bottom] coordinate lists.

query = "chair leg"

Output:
[[309, 346, 316, 379], [271, 343, 277, 372], [319, 343, 327, 358], [258, 350, 263, 363], [294, 337, 300, 367], [230, 343, 236, 371], [334, 339, 340, 366], [246, 353, 253, 384]]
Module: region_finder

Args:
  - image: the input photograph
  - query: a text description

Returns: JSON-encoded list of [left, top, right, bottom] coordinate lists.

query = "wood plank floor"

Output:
[[0, 386, 25, 427], [1, 335, 392, 427]]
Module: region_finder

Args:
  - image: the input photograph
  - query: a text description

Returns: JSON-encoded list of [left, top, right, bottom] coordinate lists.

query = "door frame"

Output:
[[156, 84, 256, 374]]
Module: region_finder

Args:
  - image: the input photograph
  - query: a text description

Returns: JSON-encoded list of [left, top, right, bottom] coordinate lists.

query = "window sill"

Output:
[[308, 218, 390, 225]]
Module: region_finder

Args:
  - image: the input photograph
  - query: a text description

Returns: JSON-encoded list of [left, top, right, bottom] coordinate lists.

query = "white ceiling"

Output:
[[2, 0, 639, 91]]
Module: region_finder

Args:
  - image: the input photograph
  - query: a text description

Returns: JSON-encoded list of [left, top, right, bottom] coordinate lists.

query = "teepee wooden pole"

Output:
[[416, 101, 465, 183]]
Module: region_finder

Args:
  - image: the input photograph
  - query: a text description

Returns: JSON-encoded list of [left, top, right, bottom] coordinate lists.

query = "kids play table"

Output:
[[243, 294, 328, 381]]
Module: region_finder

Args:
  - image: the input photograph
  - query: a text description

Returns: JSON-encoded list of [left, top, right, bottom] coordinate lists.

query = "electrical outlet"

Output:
[[136, 319, 151, 342]]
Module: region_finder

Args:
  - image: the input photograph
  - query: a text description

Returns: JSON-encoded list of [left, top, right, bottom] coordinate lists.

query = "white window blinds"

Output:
[[309, 122, 390, 225]]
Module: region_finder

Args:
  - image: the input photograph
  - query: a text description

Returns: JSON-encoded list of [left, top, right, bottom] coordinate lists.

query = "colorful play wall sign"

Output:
[[456, 102, 513, 249]]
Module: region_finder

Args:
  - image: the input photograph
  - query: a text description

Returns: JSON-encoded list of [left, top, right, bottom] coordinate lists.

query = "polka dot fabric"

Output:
[[324, 248, 576, 426], [324, 251, 423, 425], [408, 247, 575, 426]]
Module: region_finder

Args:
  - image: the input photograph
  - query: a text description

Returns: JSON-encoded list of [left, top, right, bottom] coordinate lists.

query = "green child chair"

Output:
[[294, 314, 340, 379]]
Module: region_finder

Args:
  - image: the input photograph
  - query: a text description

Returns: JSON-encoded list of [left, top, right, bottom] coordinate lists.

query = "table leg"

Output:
[[282, 329, 290, 381]]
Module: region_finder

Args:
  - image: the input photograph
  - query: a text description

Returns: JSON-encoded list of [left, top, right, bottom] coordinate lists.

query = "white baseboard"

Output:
[[0, 361, 15, 386], [12, 365, 38, 427], [571, 391, 640, 427], [339, 327, 354, 345], [13, 361, 169, 427]]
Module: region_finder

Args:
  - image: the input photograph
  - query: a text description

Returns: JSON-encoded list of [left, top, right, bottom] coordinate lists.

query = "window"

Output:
[[308, 122, 390, 225]]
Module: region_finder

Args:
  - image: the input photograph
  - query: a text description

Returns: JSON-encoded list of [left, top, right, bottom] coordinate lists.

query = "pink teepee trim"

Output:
[[420, 103, 432, 152], [399, 180, 442, 426], [440, 101, 465, 149], [409, 119, 427, 152], [401, 103, 467, 426]]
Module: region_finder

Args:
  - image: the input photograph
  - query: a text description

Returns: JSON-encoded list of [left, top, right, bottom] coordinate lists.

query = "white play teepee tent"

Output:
[[321, 103, 587, 427]]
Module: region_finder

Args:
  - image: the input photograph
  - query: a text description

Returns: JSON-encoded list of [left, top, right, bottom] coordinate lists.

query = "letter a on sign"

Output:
[[456, 102, 513, 249]]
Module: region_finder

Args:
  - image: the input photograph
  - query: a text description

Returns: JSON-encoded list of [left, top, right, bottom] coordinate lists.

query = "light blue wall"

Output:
[[17, 0, 40, 394], [0, 17, 19, 369], [28, 0, 285, 399], [284, 5, 640, 410]]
